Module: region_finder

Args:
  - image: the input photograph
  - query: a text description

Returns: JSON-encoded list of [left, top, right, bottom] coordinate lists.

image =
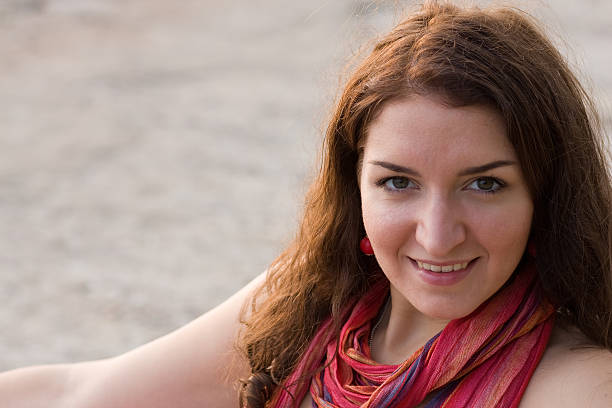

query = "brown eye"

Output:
[[477, 178, 495, 190], [383, 177, 414, 191], [468, 177, 504, 193]]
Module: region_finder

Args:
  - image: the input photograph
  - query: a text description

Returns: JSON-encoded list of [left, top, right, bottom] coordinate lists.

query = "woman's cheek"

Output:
[[363, 199, 414, 257], [466, 201, 532, 266]]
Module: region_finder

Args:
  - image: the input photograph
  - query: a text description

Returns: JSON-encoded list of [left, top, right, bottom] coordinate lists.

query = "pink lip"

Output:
[[409, 257, 477, 286]]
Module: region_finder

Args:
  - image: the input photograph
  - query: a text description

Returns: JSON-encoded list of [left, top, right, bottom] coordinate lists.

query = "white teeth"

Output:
[[416, 260, 469, 273]]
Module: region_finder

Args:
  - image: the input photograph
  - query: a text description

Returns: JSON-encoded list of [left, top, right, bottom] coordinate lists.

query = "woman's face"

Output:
[[359, 95, 533, 320]]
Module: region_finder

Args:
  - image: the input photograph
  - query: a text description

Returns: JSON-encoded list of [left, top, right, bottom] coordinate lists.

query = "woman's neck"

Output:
[[371, 286, 449, 365]]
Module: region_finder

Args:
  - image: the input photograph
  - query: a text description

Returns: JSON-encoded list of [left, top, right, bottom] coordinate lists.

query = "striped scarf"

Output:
[[271, 263, 554, 407]]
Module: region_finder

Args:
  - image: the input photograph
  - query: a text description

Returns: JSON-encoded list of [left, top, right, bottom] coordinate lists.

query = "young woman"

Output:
[[1, 2, 611, 407], [237, 2, 612, 407]]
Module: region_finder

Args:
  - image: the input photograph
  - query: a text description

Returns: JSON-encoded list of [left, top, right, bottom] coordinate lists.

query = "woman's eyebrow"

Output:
[[457, 160, 517, 176], [369, 160, 420, 176], [369, 160, 517, 176]]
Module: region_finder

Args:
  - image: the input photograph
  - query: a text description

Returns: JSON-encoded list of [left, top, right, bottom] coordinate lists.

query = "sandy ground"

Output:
[[0, 0, 610, 370]]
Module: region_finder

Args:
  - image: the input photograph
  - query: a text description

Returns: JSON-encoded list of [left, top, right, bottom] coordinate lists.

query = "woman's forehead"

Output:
[[363, 95, 516, 165]]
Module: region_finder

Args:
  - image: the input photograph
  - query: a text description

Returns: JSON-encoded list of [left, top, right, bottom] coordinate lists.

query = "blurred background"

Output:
[[0, 0, 610, 370]]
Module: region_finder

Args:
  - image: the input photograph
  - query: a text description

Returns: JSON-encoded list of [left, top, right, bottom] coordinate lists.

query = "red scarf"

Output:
[[271, 263, 554, 407]]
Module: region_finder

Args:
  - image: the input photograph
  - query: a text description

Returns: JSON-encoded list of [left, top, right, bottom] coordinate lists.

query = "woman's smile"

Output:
[[411, 258, 471, 272], [360, 94, 534, 321], [409, 256, 477, 286]]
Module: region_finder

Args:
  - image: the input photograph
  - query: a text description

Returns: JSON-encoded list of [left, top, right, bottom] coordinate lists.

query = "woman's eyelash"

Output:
[[466, 177, 506, 194], [375, 176, 416, 191]]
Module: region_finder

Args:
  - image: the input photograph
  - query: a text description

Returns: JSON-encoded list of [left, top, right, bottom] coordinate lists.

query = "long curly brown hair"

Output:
[[238, 2, 612, 407]]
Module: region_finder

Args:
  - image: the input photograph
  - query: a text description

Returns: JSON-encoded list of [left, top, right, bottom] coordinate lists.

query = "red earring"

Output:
[[360, 236, 374, 255]]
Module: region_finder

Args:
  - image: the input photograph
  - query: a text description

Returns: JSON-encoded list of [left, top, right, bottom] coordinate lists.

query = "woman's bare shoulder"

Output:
[[520, 325, 612, 408]]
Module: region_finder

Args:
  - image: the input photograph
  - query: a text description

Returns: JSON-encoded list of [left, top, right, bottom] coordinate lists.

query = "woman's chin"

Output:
[[390, 285, 477, 322]]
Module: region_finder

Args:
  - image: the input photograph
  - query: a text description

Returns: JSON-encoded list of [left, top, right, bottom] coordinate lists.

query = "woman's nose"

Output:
[[414, 194, 467, 257]]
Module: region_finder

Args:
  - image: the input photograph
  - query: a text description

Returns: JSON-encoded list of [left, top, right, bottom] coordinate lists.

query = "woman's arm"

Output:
[[0, 273, 263, 408], [0, 363, 78, 408]]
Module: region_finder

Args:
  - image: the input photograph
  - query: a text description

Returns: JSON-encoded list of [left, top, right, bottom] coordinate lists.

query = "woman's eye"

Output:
[[382, 177, 415, 191], [468, 177, 504, 193]]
